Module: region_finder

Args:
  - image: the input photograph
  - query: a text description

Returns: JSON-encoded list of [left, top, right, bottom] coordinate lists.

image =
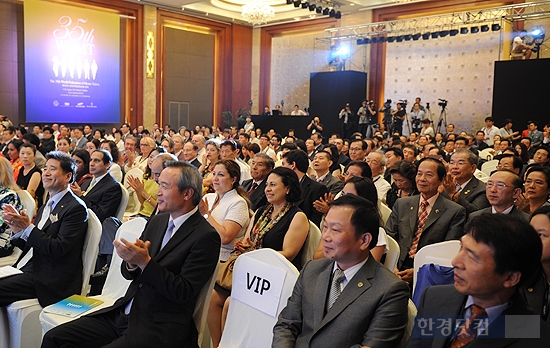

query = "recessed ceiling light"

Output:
[[349, 3, 355, 6]]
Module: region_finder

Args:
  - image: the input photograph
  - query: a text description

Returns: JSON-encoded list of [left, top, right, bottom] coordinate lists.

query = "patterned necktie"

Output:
[[248, 182, 258, 195], [161, 221, 175, 250], [451, 304, 487, 348], [409, 201, 429, 258], [326, 267, 346, 311], [83, 177, 97, 196]]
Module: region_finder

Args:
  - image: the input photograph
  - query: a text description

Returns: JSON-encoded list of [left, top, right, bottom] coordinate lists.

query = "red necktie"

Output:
[[409, 200, 429, 257], [451, 304, 487, 348], [248, 182, 258, 195]]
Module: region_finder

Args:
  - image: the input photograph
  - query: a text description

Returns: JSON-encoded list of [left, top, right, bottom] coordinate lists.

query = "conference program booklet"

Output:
[[43, 295, 104, 318]]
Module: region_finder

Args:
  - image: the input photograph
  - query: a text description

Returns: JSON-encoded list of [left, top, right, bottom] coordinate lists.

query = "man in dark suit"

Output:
[[282, 150, 327, 227], [242, 153, 274, 211], [442, 149, 490, 216], [42, 161, 221, 348], [39, 126, 56, 156], [386, 158, 466, 285], [70, 149, 122, 223], [273, 195, 410, 348], [0, 151, 88, 307], [468, 170, 529, 223], [182, 141, 201, 168], [406, 214, 550, 348]]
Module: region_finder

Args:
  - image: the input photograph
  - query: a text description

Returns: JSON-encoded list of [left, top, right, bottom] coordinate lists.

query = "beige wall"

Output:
[[143, 5, 157, 130]]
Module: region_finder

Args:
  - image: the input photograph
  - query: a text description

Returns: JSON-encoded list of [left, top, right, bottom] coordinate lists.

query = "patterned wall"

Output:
[[385, 31, 501, 135]]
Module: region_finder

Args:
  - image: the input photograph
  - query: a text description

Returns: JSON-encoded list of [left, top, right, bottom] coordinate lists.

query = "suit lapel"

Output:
[[149, 214, 170, 257], [40, 191, 72, 231], [461, 178, 478, 200], [298, 177, 312, 207], [86, 175, 107, 196], [422, 196, 447, 232], [408, 198, 419, 234], [312, 262, 333, 329], [154, 212, 200, 261]]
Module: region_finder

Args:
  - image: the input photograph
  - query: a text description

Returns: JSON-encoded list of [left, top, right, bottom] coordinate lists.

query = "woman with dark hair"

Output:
[[56, 136, 71, 154], [16, 143, 44, 209], [8, 139, 23, 182], [322, 143, 342, 176], [93, 129, 105, 141], [0, 157, 23, 257], [515, 142, 530, 165], [72, 149, 93, 187], [518, 165, 550, 214], [127, 147, 166, 218], [207, 166, 309, 347], [85, 139, 101, 155], [100, 140, 122, 182], [385, 160, 419, 209]]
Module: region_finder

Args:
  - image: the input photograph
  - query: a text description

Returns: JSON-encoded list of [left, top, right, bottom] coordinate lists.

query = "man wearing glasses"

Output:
[[468, 170, 529, 223]]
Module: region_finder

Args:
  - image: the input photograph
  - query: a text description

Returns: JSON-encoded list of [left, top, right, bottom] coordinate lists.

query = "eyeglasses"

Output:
[[486, 182, 514, 190]]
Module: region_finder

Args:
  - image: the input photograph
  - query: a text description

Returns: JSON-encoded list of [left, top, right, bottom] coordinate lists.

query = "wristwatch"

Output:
[[203, 213, 210, 219]]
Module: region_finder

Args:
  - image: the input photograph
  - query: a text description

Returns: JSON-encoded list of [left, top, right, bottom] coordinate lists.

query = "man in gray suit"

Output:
[[273, 195, 410, 348], [468, 170, 529, 223], [406, 214, 550, 348], [386, 158, 466, 285], [312, 151, 344, 195], [442, 149, 490, 216]]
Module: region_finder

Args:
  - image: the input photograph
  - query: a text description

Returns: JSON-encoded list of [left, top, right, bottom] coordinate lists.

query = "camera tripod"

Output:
[[435, 103, 448, 134]]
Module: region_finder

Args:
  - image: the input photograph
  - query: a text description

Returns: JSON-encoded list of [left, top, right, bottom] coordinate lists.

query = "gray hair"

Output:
[[254, 152, 275, 169], [154, 153, 177, 166], [453, 149, 479, 166], [164, 161, 203, 206]]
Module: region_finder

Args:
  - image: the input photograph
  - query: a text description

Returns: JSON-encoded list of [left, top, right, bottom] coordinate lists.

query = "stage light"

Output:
[[460, 27, 468, 34], [422, 32, 430, 40], [356, 38, 363, 45], [440, 30, 449, 37], [387, 36, 395, 42], [363, 38, 371, 44], [286, 0, 293, 4], [450, 29, 459, 36], [301, 2, 308, 9], [309, 4, 316, 11], [371, 37, 378, 43], [481, 25, 489, 32], [404, 34, 412, 41], [491, 24, 500, 31], [335, 46, 349, 58], [412, 33, 421, 40], [294, 0, 301, 8], [471, 26, 479, 33], [396, 36, 403, 42], [316, 6, 322, 13], [322, 7, 329, 15], [335, 11, 341, 19], [379, 36, 387, 42], [532, 28, 543, 36], [329, 9, 335, 17]]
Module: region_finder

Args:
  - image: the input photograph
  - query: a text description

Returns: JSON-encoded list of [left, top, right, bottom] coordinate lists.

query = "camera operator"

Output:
[[409, 97, 426, 112], [379, 99, 393, 139], [410, 102, 425, 134], [391, 102, 406, 136], [366, 100, 378, 139], [357, 100, 369, 138], [307, 116, 324, 135], [339, 103, 353, 139]]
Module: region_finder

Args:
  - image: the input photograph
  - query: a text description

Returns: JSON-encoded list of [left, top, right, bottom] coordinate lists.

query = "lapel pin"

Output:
[[527, 288, 533, 292], [435, 209, 440, 213], [464, 190, 470, 195], [357, 282, 363, 288], [410, 206, 414, 211]]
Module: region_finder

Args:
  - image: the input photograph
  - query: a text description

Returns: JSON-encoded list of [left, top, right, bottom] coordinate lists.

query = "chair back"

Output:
[[219, 249, 299, 348], [399, 300, 418, 348], [478, 148, 494, 161], [480, 159, 498, 177], [115, 183, 129, 220], [101, 218, 146, 299], [16, 190, 36, 216], [383, 234, 399, 272], [123, 168, 144, 217], [301, 220, 321, 267], [379, 201, 392, 226], [81, 209, 102, 296], [412, 240, 461, 295], [193, 262, 219, 346]]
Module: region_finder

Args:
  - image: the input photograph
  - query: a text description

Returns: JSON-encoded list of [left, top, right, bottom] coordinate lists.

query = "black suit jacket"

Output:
[[11, 190, 88, 307], [441, 177, 490, 216], [406, 285, 550, 348], [189, 158, 201, 169], [242, 179, 267, 212], [92, 211, 220, 347], [80, 173, 122, 222], [298, 175, 327, 227], [39, 137, 56, 156]]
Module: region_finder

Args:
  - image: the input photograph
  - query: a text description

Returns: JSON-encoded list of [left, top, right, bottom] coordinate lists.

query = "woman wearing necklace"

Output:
[[517, 165, 550, 214], [207, 167, 309, 347], [199, 159, 252, 262], [385, 160, 419, 209]]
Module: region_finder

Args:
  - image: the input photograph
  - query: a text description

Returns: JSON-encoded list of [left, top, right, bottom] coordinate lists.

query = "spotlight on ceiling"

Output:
[[379, 36, 387, 42], [286, 0, 293, 4], [412, 33, 421, 40], [396, 36, 403, 42], [356, 38, 363, 45], [491, 24, 500, 31], [329, 9, 336, 17], [301, 2, 308, 9], [450, 29, 459, 36], [371, 37, 378, 43], [440, 30, 449, 37], [481, 25, 489, 32], [322, 7, 329, 15], [460, 27, 468, 34], [471, 26, 479, 33], [387, 36, 395, 43], [294, 0, 301, 8], [316, 6, 322, 13], [422, 32, 430, 40], [431, 32, 439, 39], [335, 11, 341, 19], [363, 38, 371, 44], [404, 34, 412, 41], [309, 4, 316, 11]]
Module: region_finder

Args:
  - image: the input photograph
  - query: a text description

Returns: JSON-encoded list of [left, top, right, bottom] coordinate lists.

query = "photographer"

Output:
[[410, 102, 425, 134], [379, 99, 393, 139], [339, 103, 353, 139], [366, 100, 378, 139], [307, 116, 324, 135], [391, 102, 406, 136], [357, 100, 369, 137]]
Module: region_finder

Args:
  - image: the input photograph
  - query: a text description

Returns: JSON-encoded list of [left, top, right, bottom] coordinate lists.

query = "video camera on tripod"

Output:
[[438, 99, 448, 109]]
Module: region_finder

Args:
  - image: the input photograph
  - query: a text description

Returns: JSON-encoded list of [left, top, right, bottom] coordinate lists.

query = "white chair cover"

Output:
[[412, 240, 461, 295], [115, 183, 129, 221], [16, 190, 36, 217], [301, 221, 321, 267], [123, 168, 144, 217], [218, 249, 299, 348], [383, 234, 400, 272], [379, 201, 392, 226]]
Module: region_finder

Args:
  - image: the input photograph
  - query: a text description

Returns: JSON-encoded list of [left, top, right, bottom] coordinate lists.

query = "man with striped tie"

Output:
[[386, 157, 466, 285], [273, 195, 409, 348]]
